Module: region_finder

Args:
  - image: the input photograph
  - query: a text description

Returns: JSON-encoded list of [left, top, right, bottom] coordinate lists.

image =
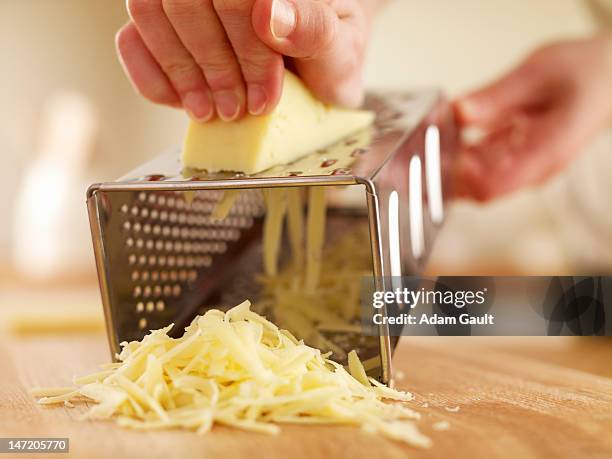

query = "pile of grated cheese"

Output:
[[33, 300, 430, 448]]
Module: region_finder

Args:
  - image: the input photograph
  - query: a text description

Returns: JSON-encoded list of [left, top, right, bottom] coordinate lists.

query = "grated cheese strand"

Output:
[[33, 301, 429, 448], [262, 189, 288, 276], [210, 190, 241, 220], [286, 188, 305, 271], [304, 186, 326, 292]]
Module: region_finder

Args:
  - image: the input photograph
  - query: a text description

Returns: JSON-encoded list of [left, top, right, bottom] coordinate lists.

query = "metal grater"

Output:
[[86, 90, 457, 384]]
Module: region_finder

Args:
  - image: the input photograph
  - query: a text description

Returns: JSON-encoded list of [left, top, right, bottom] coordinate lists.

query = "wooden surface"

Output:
[[1, 330, 612, 459]]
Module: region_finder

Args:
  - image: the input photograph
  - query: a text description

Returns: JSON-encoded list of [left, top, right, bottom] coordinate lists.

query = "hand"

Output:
[[116, 0, 373, 122], [453, 35, 612, 201]]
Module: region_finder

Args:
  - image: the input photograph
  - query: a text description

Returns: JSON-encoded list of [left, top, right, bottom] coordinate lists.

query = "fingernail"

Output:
[[213, 90, 241, 121], [183, 91, 214, 122], [271, 0, 296, 39], [247, 84, 267, 115]]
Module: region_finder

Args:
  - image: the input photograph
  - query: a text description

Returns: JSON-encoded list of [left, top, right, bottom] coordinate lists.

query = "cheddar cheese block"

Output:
[[182, 71, 374, 174]]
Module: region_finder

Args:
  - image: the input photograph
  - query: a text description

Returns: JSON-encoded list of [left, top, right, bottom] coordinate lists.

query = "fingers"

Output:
[[116, 22, 181, 107], [454, 60, 542, 128], [127, 0, 215, 121], [213, 0, 285, 115], [252, 0, 366, 107], [454, 111, 578, 201], [122, 0, 367, 117], [253, 0, 338, 58], [126, 0, 285, 120], [162, 0, 247, 120]]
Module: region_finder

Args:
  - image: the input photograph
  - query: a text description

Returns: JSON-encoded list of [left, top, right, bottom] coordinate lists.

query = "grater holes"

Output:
[[128, 254, 137, 265], [143, 223, 151, 234], [147, 194, 156, 205], [138, 255, 147, 265], [138, 318, 147, 330], [178, 269, 187, 281], [136, 238, 144, 249], [151, 270, 159, 281], [131, 205, 139, 216], [172, 285, 182, 296], [136, 301, 144, 313], [158, 196, 166, 206], [163, 285, 172, 296], [150, 209, 159, 220], [143, 285, 152, 298], [133, 286, 142, 298], [153, 285, 162, 297], [146, 301, 155, 313], [188, 270, 197, 281], [153, 224, 161, 235], [131, 270, 140, 281], [145, 239, 154, 250], [138, 192, 147, 202], [148, 255, 157, 266], [133, 222, 142, 233], [158, 255, 167, 266], [126, 237, 134, 248], [141, 270, 150, 282], [169, 271, 178, 281], [195, 255, 212, 267], [121, 204, 129, 214], [160, 271, 169, 282], [123, 221, 131, 231], [156, 301, 165, 312]]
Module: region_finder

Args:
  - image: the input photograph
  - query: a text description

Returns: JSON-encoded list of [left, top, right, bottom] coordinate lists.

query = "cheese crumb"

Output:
[[432, 421, 450, 431]]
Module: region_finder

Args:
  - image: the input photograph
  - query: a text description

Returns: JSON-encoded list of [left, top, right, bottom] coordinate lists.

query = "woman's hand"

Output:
[[116, 0, 375, 122], [454, 35, 612, 201]]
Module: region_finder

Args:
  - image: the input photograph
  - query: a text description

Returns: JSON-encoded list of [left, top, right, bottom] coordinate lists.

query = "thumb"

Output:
[[455, 61, 537, 127], [252, 0, 339, 59]]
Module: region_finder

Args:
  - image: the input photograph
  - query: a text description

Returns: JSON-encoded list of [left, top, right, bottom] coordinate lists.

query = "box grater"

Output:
[[86, 90, 457, 384]]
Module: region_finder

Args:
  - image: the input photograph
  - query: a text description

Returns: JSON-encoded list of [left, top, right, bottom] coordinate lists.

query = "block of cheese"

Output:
[[182, 71, 374, 174]]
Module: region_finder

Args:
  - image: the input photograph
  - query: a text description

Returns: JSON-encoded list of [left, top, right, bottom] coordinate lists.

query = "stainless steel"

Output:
[[86, 90, 457, 383]]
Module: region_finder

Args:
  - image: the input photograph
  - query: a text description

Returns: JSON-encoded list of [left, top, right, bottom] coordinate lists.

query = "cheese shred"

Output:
[[33, 301, 430, 448]]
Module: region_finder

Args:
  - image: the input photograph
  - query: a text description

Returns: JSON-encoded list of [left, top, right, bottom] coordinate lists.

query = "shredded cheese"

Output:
[[262, 189, 288, 276], [304, 186, 326, 292], [210, 190, 241, 220], [33, 301, 430, 447], [285, 188, 305, 270]]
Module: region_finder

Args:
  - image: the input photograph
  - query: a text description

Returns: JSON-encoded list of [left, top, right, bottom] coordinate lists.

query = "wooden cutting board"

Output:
[[1, 330, 611, 459]]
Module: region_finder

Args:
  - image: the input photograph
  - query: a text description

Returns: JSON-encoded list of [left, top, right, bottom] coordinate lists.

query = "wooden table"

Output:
[[1, 327, 611, 459]]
